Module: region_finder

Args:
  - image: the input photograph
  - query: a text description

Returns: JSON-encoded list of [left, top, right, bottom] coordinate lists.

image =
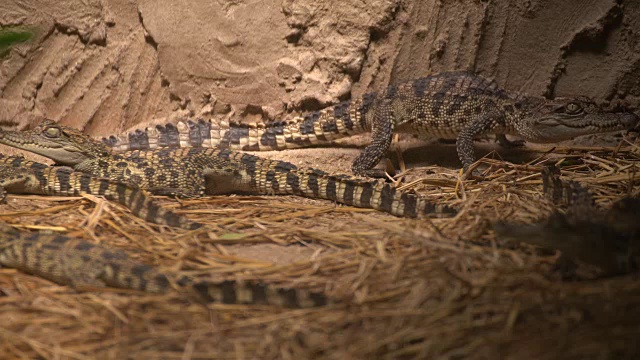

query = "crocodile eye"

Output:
[[44, 127, 61, 138], [565, 102, 583, 114]]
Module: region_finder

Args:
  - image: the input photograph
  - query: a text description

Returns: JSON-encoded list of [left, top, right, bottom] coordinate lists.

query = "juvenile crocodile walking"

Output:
[[100, 72, 639, 176], [0, 154, 201, 230], [0, 223, 326, 307], [0, 121, 456, 218]]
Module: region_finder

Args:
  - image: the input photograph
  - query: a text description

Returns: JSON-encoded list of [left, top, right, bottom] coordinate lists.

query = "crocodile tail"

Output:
[[83, 175, 204, 230], [0, 224, 324, 307], [219, 151, 455, 218], [185, 279, 328, 308], [0, 227, 163, 290], [108, 181, 203, 230], [45, 167, 202, 230], [290, 168, 456, 218], [101, 96, 374, 152], [134, 274, 329, 308]]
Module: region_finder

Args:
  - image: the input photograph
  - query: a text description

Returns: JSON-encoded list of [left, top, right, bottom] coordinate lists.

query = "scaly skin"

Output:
[[99, 72, 639, 176], [494, 165, 639, 275], [0, 121, 456, 218], [0, 223, 327, 307], [0, 154, 201, 230]]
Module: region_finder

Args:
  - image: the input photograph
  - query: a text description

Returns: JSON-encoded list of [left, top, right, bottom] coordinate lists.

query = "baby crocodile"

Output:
[[0, 121, 456, 218], [100, 72, 639, 176], [0, 223, 326, 307]]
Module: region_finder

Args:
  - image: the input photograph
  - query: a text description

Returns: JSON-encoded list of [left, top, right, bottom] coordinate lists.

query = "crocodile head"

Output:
[[514, 96, 639, 143], [0, 120, 111, 166]]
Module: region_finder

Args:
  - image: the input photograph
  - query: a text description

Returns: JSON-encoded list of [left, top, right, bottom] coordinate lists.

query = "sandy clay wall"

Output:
[[1, 0, 639, 137]]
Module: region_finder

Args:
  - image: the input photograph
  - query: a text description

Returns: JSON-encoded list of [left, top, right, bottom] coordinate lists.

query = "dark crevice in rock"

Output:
[[369, 1, 403, 42], [137, 9, 158, 51]]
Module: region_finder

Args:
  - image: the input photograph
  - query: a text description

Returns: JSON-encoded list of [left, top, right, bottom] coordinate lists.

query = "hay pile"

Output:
[[0, 142, 639, 359]]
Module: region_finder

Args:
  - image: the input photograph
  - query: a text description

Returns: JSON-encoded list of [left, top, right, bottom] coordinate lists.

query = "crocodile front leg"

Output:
[[456, 111, 505, 171], [351, 103, 394, 178]]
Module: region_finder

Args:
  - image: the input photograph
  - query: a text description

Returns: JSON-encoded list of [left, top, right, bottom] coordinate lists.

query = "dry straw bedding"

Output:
[[0, 141, 639, 359]]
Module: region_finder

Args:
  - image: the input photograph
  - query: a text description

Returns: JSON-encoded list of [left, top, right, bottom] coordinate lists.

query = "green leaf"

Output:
[[0, 27, 34, 58], [218, 233, 247, 240]]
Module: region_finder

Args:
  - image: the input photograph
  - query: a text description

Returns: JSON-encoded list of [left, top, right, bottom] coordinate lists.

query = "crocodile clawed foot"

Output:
[[358, 169, 394, 181], [355, 159, 398, 181], [461, 166, 484, 181], [496, 134, 526, 149]]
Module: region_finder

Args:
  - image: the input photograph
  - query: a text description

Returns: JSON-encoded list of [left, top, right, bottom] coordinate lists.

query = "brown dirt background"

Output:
[[1, 0, 640, 359]]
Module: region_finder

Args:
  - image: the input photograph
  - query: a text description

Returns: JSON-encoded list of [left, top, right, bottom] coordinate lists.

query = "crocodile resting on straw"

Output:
[[494, 165, 639, 275], [100, 71, 639, 177], [0, 120, 456, 218], [0, 223, 327, 307], [0, 154, 201, 230], [0, 156, 326, 307]]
